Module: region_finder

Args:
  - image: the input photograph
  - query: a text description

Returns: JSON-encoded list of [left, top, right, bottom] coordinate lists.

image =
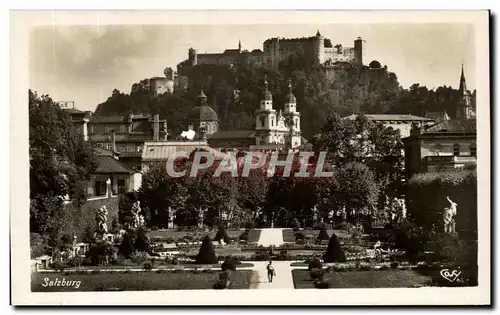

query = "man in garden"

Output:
[[267, 260, 276, 283]]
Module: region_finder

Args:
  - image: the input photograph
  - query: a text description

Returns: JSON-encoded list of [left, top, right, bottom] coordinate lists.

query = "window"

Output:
[[104, 127, 111, 134], [453, 144, 460, 156], [434, 144, 443, 156], [260, 116, 266, 128], [94, 181, 107, 197], [470, 145, 477, 157], [120, 125, 127, 133], [271, 117, 275, 127], [118, 179, 126, 194]]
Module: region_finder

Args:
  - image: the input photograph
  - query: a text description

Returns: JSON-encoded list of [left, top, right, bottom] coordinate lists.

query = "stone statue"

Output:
[[443, 196, 458, 233], [95, 206, 108, 239], [168, 206, 176, 229], [196, 207, 207, 229], [130, 201, 144, 229], [312, 205, 319, 221]]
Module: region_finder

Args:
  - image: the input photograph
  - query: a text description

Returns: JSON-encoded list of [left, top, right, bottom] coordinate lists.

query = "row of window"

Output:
[[435, 143, 477, 157], [93, 179, 127, 197]]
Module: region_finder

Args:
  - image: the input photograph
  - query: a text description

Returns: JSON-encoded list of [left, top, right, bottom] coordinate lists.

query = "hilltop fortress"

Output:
[[150, 31, 363, 92]]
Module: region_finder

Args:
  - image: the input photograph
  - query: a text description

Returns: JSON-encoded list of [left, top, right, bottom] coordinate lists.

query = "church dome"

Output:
[[188, 89, 218, 122], [188, 105, 218, 122]]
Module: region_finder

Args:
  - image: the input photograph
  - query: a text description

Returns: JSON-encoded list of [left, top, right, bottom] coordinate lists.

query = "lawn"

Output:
[[292, 269, 432, 289], [32, 270, 254, 291]]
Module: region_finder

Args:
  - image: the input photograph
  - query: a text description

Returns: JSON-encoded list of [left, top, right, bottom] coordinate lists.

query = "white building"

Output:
[[254, 76, 301, 149]]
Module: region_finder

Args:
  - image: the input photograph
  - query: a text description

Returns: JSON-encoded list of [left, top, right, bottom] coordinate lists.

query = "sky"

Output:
[[29, 23, 475, 112]]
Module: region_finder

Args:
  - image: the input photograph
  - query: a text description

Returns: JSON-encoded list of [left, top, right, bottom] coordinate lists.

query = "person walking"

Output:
[[267, 260, 276, 283]]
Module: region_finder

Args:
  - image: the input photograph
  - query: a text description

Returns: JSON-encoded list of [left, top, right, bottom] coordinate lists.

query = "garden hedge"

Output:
[[407, 170, 477, 240]]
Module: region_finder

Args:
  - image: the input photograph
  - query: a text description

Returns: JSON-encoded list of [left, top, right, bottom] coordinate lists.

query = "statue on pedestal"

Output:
[[196, 207, 207, 229], [168, 206, 176, 229], [130, 201, 144, 229], [443, 196, 458, 233], [95, 205, 108, 241]]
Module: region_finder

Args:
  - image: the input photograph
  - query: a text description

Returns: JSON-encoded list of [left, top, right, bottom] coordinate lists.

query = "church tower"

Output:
[[254, 75, 276, 145], [283, 79, 301, 149], [456, 64, 475, 120]]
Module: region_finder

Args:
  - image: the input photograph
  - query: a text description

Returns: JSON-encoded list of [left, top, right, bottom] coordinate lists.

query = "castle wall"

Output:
[[150, 77, 174, 95]]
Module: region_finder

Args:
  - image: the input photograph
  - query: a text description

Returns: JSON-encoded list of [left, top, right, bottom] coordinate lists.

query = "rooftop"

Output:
[[94, 156, 134, 174], [344, 114, 435, 122], [423, 119, 476, 134], [208, 130, 255, 140], [142, 141, 230, 161]]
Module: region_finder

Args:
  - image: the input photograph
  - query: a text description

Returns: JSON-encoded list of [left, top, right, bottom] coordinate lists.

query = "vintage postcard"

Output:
[[11, 10, 490, 305]]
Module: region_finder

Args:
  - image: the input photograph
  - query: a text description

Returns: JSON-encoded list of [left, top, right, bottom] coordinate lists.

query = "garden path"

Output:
[[256, 228, 285, 247], [249, 261, 295, 289]]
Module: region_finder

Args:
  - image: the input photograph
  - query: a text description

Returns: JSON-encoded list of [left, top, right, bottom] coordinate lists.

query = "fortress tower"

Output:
[[315, 30, 325, 65], [354, 37, 363, 66]]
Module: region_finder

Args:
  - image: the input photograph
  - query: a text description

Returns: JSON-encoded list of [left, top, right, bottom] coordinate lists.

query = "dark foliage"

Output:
[[118, 233, 135, 258], [134, 229, 151, 252], [214, 227, 231, 244], [307, 259, 323, 271], [221, 259, 240, 272], [316, 229, 330, 243], [196, 236, 218, 264], [323, 233, 347, 263]]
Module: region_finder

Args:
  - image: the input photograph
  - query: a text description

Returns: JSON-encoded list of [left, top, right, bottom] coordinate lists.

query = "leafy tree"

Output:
[[335, 162, 380, 221], [29, 90, 97, 242], [138, 164, 188, 228]]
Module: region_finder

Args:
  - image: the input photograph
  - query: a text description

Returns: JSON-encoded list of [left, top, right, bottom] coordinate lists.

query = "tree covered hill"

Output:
[[94, 58, 475, 141]]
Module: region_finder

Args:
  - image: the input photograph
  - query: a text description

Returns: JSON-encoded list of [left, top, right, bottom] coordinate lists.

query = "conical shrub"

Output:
[[323, 233, 346, 263], [214, 226, 230, 244], [317, 229, 329, 244], [196, 235, 218, 264], [135, 229, 150, 252], [118, 233, 135, 258]]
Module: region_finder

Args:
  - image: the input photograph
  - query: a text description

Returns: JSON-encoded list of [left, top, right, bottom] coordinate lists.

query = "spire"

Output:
[[316, 29, 321, 37], [459, 63, 467, 93], [285, 78, 296, 106], [197, 87, 208, 106], [238, 39, 242, 52], [261, 74, 273, 102]]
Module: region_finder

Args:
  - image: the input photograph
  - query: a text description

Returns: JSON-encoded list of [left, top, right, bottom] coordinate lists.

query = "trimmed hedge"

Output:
[[407, 170, 477, 240]]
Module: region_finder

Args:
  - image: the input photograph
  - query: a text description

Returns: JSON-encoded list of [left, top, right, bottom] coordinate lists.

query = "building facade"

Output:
[[344, 114, 435, 139], [403, 65, 477, 176], [186, 90, 219, 140], [254, 76, 301, 149], [67, 110, 168, 171]]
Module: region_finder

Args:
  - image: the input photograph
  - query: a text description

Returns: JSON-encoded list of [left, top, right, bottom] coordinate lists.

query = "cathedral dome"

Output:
[[188, 89, 218, 122], [188, 105, 218, 122]]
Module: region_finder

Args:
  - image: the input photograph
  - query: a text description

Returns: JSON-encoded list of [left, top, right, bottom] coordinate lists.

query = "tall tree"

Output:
[[29, 90, 97, 240]]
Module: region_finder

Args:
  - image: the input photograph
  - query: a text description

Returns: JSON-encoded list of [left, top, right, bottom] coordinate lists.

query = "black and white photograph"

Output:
[[10, 10, 490, 305]]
